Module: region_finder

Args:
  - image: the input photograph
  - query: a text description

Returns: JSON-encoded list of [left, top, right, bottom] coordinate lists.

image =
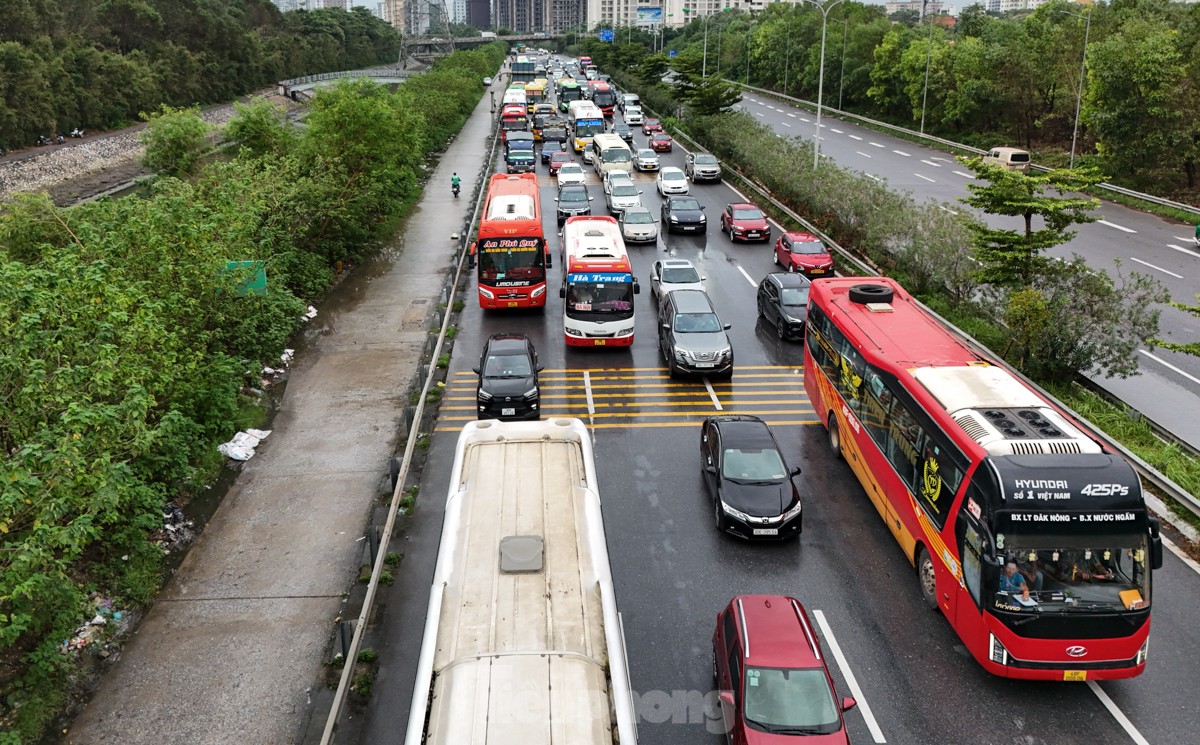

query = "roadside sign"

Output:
[[598, 29, 614, 42], [669, 49, 677, 58]]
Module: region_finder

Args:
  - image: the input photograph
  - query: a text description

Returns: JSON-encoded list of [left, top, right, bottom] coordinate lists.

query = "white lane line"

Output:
[[938, 205, 959, 214], [849, 134, 863, 141], [1167, 243, 1200, 259], [893, 149, 912, 157], [953, 170, 975, 179], [1139, 349, 1200, 386], [1173, 235, 1196, 243], [737, 264, 758, 287], [815, 610, 886, 743], [856, 151, 872, 158], [914, 173, 936, 183], [704, 378, 724, 411], [1087, 682, 1149, 745], [787, 112, 797, 118], [931, 156, 953, 163], [869, 142, 885, 148], [1098, 219, 1136, 233], [782, 122, 792, 127], [799, 117, 811, 123], [830, 128, 843, 134], [921, 159, 942, 167], [818, 123, 827, 128], [866, 173, 883, 182], [1129, 257, 1183, 278], [583, 371, 596, 422], [755, 111, 766, 117]]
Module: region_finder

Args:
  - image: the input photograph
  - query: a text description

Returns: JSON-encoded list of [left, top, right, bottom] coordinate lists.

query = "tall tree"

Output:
[[957, 157, 1102, 287]]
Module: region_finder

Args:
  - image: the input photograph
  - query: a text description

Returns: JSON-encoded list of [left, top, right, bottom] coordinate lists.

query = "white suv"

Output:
[[624, 106, 644, 125], [656, 167, 689, 196]]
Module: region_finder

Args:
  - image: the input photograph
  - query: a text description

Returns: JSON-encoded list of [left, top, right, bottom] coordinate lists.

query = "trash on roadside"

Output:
[[304, 306, 318, 320], [218, 428, 273, 461]]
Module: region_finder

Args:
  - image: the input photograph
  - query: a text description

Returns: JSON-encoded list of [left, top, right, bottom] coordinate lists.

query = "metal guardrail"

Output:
[[281, 68, 412, 87], [317, 99, 501, 745], [734, 82, 1200, 219], [665, 108, 1200, 524]]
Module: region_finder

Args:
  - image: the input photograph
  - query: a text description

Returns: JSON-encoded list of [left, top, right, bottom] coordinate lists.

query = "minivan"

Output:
[[658, 289, 733, 378], [982, 146, 1031, 173]]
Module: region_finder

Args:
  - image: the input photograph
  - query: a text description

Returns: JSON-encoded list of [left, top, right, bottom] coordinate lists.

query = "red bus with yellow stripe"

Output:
[[473, 174, 550, 310], [803, 277, 1162, 681]]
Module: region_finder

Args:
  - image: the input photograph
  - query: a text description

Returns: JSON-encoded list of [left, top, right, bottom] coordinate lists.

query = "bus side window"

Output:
[[861, 368, 893, 447], [886, 400, 922, 492], [958, 511, 984, 608], [835, 340, 866, 414]]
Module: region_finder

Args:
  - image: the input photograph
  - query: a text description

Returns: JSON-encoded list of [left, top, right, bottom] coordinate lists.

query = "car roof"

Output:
[[729, 594, 824, 669], [668, 288, 715, 312], [783, 231, 821, 242], [661, 258, 696, 268], [637, 149, 657, 156], [559, 163, 583, 171], [729, 202, 758, 210], [485, 334, 532, 354], [708, 415, 779, 449], [660, 166, 683, 175], [764, 272, 813, 289], [668, 195, 700, 206], [623, 206, 652, 216]]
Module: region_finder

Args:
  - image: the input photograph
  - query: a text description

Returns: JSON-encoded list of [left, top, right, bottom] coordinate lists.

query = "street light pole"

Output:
[[1067, 9, 1092, 169], [919, 14, 933, 134], [784, 34, 791, 96], [802, 0, 847, 169], [837, 17, 848, 111]]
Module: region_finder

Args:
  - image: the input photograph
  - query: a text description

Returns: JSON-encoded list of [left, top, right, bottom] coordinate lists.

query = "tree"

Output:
[[139, 104, 210, 178], [223, 97, 295, 159], [957, 158, 1102, 287], [1151, 295, 1200, 358], [689, 77, 743, 116], [637, 53, 670, 87]]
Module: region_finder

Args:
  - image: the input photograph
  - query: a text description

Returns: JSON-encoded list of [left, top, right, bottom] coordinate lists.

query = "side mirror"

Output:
[[536, 365, 545, 373], [559, 287, 566, 298], [633, 281, 641, 294], [718, 691, 735, 707], [661, 323, 670, 330], [704, 464, 717, 474], [701, 275, 708, 280], [790, 465, 802, 476], [723, 324, 732, 330], [700, 205, 706, 209], [472, 366, 481, 374], [1150, 517, 1164, 570], [842, 697, 857, 712]]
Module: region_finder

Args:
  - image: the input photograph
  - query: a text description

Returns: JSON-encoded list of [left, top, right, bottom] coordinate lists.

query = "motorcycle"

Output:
[[452, 182, 461, 198], [36, 135, 52, 146], [69, 128, 84, 138], [56, 133, 65, 144]]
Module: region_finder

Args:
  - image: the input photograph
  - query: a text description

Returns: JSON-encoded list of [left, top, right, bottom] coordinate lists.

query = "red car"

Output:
[[649, 132, 673, 153], [774, 231, 835, 276], [641, 118, 663, 135], [714, 595, 856, 745], [720, 203, 771, 242], [548, 150, 573, 175]]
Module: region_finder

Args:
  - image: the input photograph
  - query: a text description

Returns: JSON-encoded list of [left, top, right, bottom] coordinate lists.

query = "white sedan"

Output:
[[633, 149, 659, 172], [650, 258, 705, 303], [556, 163, 588, 186], [656, 167, 689, 196]]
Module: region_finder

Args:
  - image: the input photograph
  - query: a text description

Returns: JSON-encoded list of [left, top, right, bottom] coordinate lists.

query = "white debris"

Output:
[[218, 429, 273, 461]]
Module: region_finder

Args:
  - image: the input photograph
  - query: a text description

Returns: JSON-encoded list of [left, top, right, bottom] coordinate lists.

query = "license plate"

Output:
[[506, 302, 518, 308], [502, 408, 516, 417], [753, 528, 779, 536], [694, 362, 715, 368], [594, 340, 606, 346], [810, 269, 826, 275], [1063, 671, 1087, 681]]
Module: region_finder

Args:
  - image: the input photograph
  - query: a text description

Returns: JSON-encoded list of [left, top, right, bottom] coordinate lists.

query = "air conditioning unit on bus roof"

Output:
[[913, 366, 1101, 457]]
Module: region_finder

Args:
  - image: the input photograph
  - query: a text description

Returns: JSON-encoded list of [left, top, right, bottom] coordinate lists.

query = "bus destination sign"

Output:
[[481, 238, 540, 252]]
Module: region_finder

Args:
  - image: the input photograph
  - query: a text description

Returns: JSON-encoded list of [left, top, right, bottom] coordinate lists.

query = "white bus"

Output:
[[559, 216, 640, 347], [404, 418, 638, 745], [590, 133, 632, 176]]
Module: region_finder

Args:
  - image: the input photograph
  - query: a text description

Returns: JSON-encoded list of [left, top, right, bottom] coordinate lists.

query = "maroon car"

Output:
[[774, 230, 835, 276], [641, 118, 663, 135], [649, 132, 673, 153], [720, 202, 771, 242], [548, 150, 573, 175]]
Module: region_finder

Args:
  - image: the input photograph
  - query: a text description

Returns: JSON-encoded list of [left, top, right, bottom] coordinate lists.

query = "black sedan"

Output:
[[474, 334, 543, 420], [540, 140, 566, 164], [700, 415, 803, 541], [611, 122, 635, 145], [661, 196, 706, 234], [756, 273, 811, 341]]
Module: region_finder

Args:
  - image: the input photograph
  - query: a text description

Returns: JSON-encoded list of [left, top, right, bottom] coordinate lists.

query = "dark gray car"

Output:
[[756, 272, 811, 341], [556, 183, 593, 224], [658, 289, 733, 378], [661, 196, 706, 234], [474, 334, 543, 420]]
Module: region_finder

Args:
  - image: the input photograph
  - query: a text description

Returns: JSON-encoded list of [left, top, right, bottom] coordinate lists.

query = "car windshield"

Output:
[[672, 198, 701, 211], [663, 171, 684, 181], [733, 209, 763, 220], [791, 240, 826, 255], [674, 312, 721, 333], [483, 353, 533, 378], [614, 125, 630, 133], [994, 532, 1151, 612], [646, 119, 659, 127], [638, 150, 656, 159], [560, 188, 587, 202], [695, 155, 718, 165], [722, 447, 787, 480], [552, 153, 571, 162], [743, 667, 839, 734], [625, 211, 653, 225], [660, 266, 700, 283], [559, 165, 582, 174], [612, 184, 638, 197], [779, 288, 810, 307]]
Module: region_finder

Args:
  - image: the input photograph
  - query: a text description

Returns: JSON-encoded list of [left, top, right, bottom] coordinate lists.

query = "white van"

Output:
[[591, 133, 633, 177], [982, 146, 1031, 173]]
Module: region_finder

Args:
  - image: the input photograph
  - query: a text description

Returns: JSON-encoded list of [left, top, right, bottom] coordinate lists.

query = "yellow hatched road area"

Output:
[[435, 365, 820, 431]]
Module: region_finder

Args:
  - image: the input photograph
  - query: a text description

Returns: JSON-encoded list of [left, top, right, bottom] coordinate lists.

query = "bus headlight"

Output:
[[479, 286, 495, 300], [531, 285, 546, 298], [617, 327, 634, 337], [1137, 639, 1149, 665], [989, 634, 1010, 666]]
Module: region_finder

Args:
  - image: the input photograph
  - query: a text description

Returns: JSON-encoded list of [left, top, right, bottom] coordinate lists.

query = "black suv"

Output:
[[556, 183, 593, 225], [474, 334, 543, 420], [661, 196, 707, 234], [756, 273, 812, 341]]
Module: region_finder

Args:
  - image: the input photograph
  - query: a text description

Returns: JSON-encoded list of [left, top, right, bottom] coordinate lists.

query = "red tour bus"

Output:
[[474, 173, 550, 310], [803, 277, 1162, 681], [589, 81, 617, 116], [499, 104, 528, 143]]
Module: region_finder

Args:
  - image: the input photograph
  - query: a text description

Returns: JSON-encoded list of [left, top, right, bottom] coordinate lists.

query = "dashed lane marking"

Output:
[[1098, 219, 1136, 233], [953, 170, 975, 179], [1130, 257, 1183, 278], [869, 142, 885, 148], [704, 378, 724, 410], [1167, 243, 1200, 259], [1086, 682, 1149, 745], [893, 149, 911, 157], [737, 264, 757, 287], [938, 205, 958, 214], [782, 122, 792, 127], [920, 159, 941, 167], [856, 151, 872, 158], [1139, 350, 1200, 386], [914, 173, 936, 183], [815, 611, 887, 743], [787, 112, 797, 118], [849, 134, 862, 141]]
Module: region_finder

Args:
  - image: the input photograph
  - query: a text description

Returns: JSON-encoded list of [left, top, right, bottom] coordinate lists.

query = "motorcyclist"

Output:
[[1194, 222, 1200, 246], [451, 173, 461, 195]]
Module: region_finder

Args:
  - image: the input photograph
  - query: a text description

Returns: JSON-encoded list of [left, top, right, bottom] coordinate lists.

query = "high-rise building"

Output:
[[449, 0, 467, 23], [468, 0, 491, 28], [495, 0, 546, 32], [585, 0, 797, 31], [548, 0, 585, 33]]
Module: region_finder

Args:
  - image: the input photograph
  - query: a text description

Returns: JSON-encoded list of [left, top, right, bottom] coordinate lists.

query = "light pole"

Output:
[[836, 17, 848, 111], [1058, 7, 1092, 169], [919, 13, 934, 134], [702, 7, 729, 78], [784, 33, 792, 96], [802, 0, 847, 169]]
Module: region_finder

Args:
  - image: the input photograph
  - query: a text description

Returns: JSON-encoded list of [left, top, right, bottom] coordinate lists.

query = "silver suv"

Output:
[[685, 152, 722, 183], [658, 289, 733, 378]]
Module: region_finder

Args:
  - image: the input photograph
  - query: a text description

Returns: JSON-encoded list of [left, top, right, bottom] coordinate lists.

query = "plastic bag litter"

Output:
[[304, 306, 318, 320], [218, 428, 273, 461]]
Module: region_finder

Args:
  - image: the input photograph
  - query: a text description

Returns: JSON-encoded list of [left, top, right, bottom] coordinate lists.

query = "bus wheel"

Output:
[[917, 547, 938, 609], [828, 417, 842, 460]]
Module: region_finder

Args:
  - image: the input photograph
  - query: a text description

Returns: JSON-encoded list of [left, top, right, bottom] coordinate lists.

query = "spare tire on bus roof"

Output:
[[848, 283, 894, 305]]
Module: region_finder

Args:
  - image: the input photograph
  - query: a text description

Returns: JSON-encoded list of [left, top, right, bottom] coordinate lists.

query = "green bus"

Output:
[[558, 80, 583, 112]]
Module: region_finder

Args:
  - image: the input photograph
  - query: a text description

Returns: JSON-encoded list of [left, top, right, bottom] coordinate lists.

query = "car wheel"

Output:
[[667, 354, 679, 378], [714, 497, 725, 532], [772, 251, 780, 266], [777, 318, 786, 340], [756, 299, 764, 320], [729, 225, 735, 242], [828, 416, 843, 460], [917, 547, 939, 610]]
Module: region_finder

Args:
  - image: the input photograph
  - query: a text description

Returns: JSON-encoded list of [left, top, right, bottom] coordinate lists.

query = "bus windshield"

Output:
[[593, 90, 616, 108], [566, 277, 634, 319], [602, 149, 631, 164], [478, 239, 546, 282], [992, 531, 1150, 613], [576, 119, 604, 137]]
